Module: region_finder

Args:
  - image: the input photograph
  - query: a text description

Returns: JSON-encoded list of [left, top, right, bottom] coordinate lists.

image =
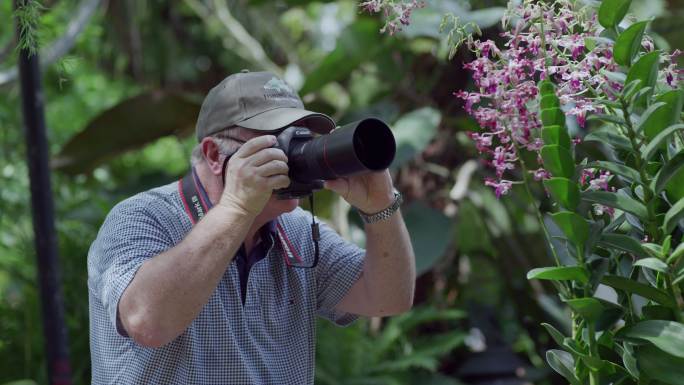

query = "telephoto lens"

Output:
[[274, 117, 396, 198]]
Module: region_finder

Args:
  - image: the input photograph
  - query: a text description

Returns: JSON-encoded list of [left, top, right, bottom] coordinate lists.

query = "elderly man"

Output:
[[87, 70, 415, 384]]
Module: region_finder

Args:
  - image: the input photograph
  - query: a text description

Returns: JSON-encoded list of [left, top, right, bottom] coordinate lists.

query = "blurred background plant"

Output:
[[0, 0, 682, 384]]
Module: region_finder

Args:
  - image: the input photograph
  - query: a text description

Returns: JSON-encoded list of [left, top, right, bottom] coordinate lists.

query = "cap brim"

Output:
[[237, 107, 335, 134]]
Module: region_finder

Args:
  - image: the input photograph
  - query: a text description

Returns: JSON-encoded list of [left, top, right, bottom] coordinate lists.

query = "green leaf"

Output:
[[621, 343, 640, 378], [642, 90, 684, 140], [602, 275, 675, 307], [586, 113, 627, 125], [663, 198, 684, 234], [624, 51, 660, 108], [391, 107, 442, 168], [634, 258, 669, 273], [635, 344, 684, 385], [665, 167, 684, 202], [541, 323, 567, 346], [599, 233, 652, 259], [643, 124, 684, 161], [584, 129, 632, 151], [550, 211, 589, 249], [403, 201, 455, 276], [654, 151, 684, 194], [582, 190, 648, 220], [541, 145, 575, 179], [541, 94, 560, 109], [541, 108, 566, 127], [598, 0, 632, 29], [613, 20, 649, 66], [586, 161, 642, 184], [527, 266, 589, 284], [566, 297, 620, 322], [542, 125, 572, 149], [619, 320, 684, 358], [546, 350, 581, 385], [635, 101, 667, 134], [543, 177, 581, 209], [668, 242, 684, 264], [299, 18, 382, 95], [53, 91, 201, 175], [539, 80, 556, 95]]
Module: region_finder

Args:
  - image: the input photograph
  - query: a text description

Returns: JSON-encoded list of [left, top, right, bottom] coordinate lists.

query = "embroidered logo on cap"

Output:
[[263, 77, 298, 101]]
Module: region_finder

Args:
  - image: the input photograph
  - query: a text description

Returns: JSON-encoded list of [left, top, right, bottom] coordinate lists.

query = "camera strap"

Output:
[[178, 168, 320, 268]]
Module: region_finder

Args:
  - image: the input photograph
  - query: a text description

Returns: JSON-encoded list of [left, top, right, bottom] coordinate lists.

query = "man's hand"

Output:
[[219, 135, 290, 216], [323, 169, 395, 213]]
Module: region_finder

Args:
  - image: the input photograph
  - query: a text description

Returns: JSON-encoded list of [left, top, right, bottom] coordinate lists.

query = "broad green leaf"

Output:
[[543, 177, 580, 209], [299, 18, 382, 95], [642, 305, 675, 320], [527, 266, 589, 284], [643, 124, 684, 161], [598, 0, 632, 29], [602, 275, 675, 307], [391, 107, 441, 168], [599, 233, 651, 259], [582, 190, 648, 220], [541, 125, 571, 149], [634, 258, 669, 273], [663, 198, 684, 234], [541, 323, 567, 346], [550, 211, 589, 249], [636, 344, 684, 385], [584, 129, 632, 151], [566, 297, 620, 322], [665, 167, 684, 202], [636, 101, 667, 135], [541, 108, 565, 127], [625, 51, 660, 108], [586, 161, 642, 184], [613, 20, 649, 66], [546, 350, 581, 385], [53, 91, 201, 175], [642, 243, 663, 259], [642, 91, 684, 140], [540, 94, 560, 109], [619, 320, 684, 358], [403, 201, 454, 276], [654, 152, 684, 194], [539, 80, 556, 95], [541, 145, 575, 179]]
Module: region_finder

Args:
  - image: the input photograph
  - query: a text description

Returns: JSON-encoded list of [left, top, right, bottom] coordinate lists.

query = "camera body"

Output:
[[273, 118, 396, 199]]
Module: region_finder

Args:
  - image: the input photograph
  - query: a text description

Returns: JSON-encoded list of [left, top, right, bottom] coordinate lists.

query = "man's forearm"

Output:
[[119, 204, 255, 347], [361, 210, 416, 314]]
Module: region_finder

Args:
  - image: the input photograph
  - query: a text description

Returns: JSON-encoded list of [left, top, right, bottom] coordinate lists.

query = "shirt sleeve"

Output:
[[87, 199, 175, 337], [314, 217, 366, 326]]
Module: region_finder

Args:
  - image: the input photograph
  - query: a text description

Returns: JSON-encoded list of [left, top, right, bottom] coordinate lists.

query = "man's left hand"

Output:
[[323, 169, 395, 214]]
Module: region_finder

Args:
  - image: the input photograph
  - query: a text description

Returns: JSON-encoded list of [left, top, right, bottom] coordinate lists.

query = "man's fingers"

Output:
[[234, 135, 277, 159], [248, 147, 288, 167], [258, 160, 289, 177], [266, 174, 291, 190]]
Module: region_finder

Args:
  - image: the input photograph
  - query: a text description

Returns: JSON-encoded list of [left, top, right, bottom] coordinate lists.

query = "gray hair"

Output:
[[190, 126, 247, 166]]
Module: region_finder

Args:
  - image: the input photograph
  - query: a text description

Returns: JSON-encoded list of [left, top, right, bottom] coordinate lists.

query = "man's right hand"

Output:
[[218, 135, 290, 216]]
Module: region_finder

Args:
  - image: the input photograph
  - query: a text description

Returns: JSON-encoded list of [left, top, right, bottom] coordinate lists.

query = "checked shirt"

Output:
[[87, 181, 365, 384]]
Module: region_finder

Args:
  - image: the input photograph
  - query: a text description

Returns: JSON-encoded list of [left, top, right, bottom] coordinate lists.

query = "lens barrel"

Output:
[[288, 118, 396, 182]]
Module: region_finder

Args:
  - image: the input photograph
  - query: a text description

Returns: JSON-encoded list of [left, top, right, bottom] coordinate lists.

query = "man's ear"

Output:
[[200, 138, 223, 176]]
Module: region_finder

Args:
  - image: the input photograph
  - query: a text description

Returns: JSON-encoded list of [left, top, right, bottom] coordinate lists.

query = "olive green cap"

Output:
[[195, 70, 335, 141]]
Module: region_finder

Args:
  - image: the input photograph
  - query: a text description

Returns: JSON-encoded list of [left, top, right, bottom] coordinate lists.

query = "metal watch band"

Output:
[[357, 189, 403, 224]]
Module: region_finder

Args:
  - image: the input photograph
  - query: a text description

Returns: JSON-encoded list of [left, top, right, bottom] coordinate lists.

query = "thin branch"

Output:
[[183, 0, 281, 75], [0, 0, 103, 86]]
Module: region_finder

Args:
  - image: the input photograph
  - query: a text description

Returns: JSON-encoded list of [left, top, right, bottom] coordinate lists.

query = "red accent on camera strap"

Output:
[[178, 171, 209, 225]]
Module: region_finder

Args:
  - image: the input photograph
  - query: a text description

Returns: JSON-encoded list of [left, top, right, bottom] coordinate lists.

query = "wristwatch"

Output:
[[357, 189, 403, 224]]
